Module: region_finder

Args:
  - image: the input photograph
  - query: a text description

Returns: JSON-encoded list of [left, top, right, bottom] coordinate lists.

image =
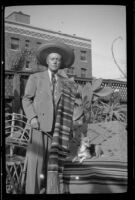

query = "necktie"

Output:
[[51, 73, 56, 101]]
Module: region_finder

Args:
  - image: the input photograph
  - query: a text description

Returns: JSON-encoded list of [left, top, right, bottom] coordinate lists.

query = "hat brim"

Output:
[[36, 42, 75, 68]]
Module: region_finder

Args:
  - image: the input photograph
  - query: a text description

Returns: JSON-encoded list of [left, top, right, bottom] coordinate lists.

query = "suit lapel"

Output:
[[42, 70, 52, 98]]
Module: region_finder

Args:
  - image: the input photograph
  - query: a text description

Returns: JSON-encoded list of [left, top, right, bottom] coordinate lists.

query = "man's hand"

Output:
[[30, 117, 39, 129]]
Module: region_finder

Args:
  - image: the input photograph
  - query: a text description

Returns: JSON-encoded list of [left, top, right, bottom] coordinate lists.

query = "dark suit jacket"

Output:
[[22, 70, 62, 132]]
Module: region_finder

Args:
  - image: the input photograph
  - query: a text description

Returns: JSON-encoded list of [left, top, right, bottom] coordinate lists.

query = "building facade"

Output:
[[5, 11, 92, 78]]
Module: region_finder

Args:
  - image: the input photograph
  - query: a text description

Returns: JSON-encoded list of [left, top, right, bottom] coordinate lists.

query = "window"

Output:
[[80, 51, 87, 61], [67, 66, 74, 75], [11, 38, 20, 50], [81, 68, 87, 78], [25, 40, 30, 48], [25, 61, 30, 69], [37, 42, 42, 46]]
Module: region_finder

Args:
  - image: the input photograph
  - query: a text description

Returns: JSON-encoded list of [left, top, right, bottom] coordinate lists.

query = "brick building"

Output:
[[5, 11, 92, 78]]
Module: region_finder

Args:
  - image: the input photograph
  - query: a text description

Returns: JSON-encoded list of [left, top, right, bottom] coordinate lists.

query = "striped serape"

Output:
[[61, 158, 127, 193], [47, 79, 76, 194]]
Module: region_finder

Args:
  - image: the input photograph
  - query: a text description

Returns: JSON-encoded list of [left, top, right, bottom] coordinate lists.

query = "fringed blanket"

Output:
[[47, 79, 76, 194], [61, 160, 127, 193]]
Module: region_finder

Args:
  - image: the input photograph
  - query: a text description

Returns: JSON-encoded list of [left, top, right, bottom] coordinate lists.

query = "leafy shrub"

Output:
[[73, 78, 113, 124]]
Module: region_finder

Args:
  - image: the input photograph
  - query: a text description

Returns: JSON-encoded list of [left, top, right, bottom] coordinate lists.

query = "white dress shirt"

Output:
[[48, 69, 58, 83]]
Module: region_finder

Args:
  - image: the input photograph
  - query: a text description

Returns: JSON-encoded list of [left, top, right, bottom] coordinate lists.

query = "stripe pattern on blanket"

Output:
[[47, 79, 76, 194], [60, 159, 127, 193]]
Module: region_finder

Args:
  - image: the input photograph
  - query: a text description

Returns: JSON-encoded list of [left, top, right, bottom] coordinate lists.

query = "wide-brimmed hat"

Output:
[[36, 41, 75, 68]]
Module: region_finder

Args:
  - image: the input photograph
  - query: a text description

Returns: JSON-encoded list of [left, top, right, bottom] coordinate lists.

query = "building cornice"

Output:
[[6, 11, 30, 18], [5, 20, 91, 49]]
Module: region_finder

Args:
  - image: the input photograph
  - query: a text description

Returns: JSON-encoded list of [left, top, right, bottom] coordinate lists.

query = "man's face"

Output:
[[46, 53, 62, 73]]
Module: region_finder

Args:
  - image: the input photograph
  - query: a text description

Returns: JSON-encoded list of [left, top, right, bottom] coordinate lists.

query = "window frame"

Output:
[[81, 68, 87, 78], [10, 37, 20, 50], [25, 60, 30, 69], [36, 42, 42, 47], [68, 66, 74, 75], [25, 40, 30, 48], [80, 50, 87, 62]]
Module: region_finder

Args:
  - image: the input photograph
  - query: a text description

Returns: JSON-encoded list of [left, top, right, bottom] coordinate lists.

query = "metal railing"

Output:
[[5, 70, 127, 113]]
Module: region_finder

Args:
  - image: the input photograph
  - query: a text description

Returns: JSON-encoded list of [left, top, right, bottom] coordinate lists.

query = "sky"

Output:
[[5, 5, 126, 80]]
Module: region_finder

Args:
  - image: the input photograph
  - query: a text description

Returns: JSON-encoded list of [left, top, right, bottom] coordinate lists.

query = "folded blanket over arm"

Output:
[[47, 80, 76, 194]]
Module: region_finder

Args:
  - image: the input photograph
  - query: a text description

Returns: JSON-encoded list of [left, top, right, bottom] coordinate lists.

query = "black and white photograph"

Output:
[[3, 4, 130, 195]]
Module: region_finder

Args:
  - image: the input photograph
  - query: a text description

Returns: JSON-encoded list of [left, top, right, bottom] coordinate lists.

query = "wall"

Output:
[[5, 21, 92, 78]]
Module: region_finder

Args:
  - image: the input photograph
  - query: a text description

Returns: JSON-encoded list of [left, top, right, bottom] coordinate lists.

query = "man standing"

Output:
[[22, 42, 76, 194]]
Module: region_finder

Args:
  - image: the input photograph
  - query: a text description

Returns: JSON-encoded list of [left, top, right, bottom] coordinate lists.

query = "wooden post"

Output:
[[10, 113, 15, 156]]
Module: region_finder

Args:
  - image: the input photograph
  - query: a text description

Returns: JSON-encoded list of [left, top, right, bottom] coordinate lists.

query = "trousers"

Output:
[[25, 129, 52, 194]]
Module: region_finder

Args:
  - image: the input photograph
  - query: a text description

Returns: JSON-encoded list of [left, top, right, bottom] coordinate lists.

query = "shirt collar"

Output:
[[48, 69, 58, 82]]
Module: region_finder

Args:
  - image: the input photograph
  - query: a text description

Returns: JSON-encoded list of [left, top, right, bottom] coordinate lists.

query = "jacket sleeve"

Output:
[[22, 74, 37, 121]]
